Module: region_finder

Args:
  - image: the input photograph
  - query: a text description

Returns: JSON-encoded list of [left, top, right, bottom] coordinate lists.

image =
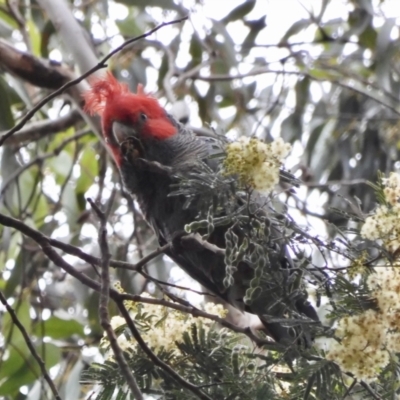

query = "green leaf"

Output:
[[33, 194, 49, 226], [279, 19, 310, 44], [27, 18, 41, 57], [221, 0, 256, 24], [0, 76, 15, 130], [116, 15, 142, 37], [0, 343, 60, 396], [61, 182, 80, 227], [0, 298, 32, 384], [242, 16, 266, 56], [295, 77, 310, 114], [189, 35, 203, 67], [76, 147, 98, 194], [40, 20, 56, 58], [33, 316, 84, 339], [280, 113, 302, 142], [3, 237, 31, 297], [0, 7, 18, 31], [359, 24, 377, 49], [114, 0, 180, 11], [0, 340, 30, 384], [11, 165, 40, 214], [48, 150, 74, 180]]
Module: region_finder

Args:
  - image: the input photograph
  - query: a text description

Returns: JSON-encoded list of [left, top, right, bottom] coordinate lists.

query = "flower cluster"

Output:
[[105, 291, 227, 357], [224, 137, 291, 194], [326, 266, 400, 381], [361, 172, 400, 252], [326, 310, 389, 381]]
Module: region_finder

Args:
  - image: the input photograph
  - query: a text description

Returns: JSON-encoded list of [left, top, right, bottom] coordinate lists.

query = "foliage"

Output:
[[1, 0, 400, 399]]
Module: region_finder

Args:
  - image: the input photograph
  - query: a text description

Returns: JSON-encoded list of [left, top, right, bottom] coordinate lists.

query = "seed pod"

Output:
[[231, 231, 239, 247], [256, 256, 266, 271], [184, 220, 208, 233], [255, 267, 263, 279], [223, 275, 234, 289], [232, 351, 240, 376], [224, 247, 232, 264], [207, 222, 215, 237], [247, 362, 256, 371], [245, 287, 253, 299], [243, 295, 252, 305], [236, 238, 249, 262], [250, 249, 259, 264], [251, 286, 262, 300], [250, 277, 260, 288]]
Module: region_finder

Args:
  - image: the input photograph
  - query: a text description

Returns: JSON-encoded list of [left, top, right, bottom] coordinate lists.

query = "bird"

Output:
[[83, 72, 319, 350]]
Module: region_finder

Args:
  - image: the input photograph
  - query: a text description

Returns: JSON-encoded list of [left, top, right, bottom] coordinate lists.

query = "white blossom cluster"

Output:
[[106, 293, 227, 356], [224, 137, 292, 194], [361, 172, 400, 252], [326, 266, 400, 381], [326, 173, 400, 381]]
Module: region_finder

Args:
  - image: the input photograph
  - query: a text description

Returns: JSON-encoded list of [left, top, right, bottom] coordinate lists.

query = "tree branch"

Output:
[[3, 110, 82, 146], [0, 38, 74, 89]]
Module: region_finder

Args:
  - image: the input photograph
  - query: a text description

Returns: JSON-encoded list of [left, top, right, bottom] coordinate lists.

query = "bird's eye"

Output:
[[140, 113, 147, 121]]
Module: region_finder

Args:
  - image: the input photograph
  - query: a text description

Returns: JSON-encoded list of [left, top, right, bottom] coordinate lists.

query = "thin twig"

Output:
[[342, 378, 357, 399], [138, 269, 215, 296], [359, 381, 382, 400], [181, 233, 226, 256], [301, 178, 369, 188], [88, 198, 144, 400], [0, 291, 62, 400]]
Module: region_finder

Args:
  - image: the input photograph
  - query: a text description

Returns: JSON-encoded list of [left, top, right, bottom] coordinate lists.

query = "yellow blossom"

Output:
[[224, 136, 291, 194], [361, 172, 400, 253], [326, 310, 389, 382], [326, 265, 400, 381], [106, 291, 227, 357]]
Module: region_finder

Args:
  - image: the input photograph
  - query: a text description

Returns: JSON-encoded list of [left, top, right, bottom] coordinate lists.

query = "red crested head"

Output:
[[83, 72, 177, 165]]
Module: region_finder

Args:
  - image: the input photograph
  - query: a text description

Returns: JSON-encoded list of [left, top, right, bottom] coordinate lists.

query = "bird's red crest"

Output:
[[83, 72, 177, 164], [84, 72, 130, 116], [83, 72, 177, 139]]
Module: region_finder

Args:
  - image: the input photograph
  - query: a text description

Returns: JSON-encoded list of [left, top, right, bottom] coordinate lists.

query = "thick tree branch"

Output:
[[3, 110, 82, 146], [0, 39, 73, 89]]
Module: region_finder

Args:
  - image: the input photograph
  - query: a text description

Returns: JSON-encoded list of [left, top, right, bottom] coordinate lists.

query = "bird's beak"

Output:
[[112, 121, 137, 144], [112, 121, 144, 161]]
